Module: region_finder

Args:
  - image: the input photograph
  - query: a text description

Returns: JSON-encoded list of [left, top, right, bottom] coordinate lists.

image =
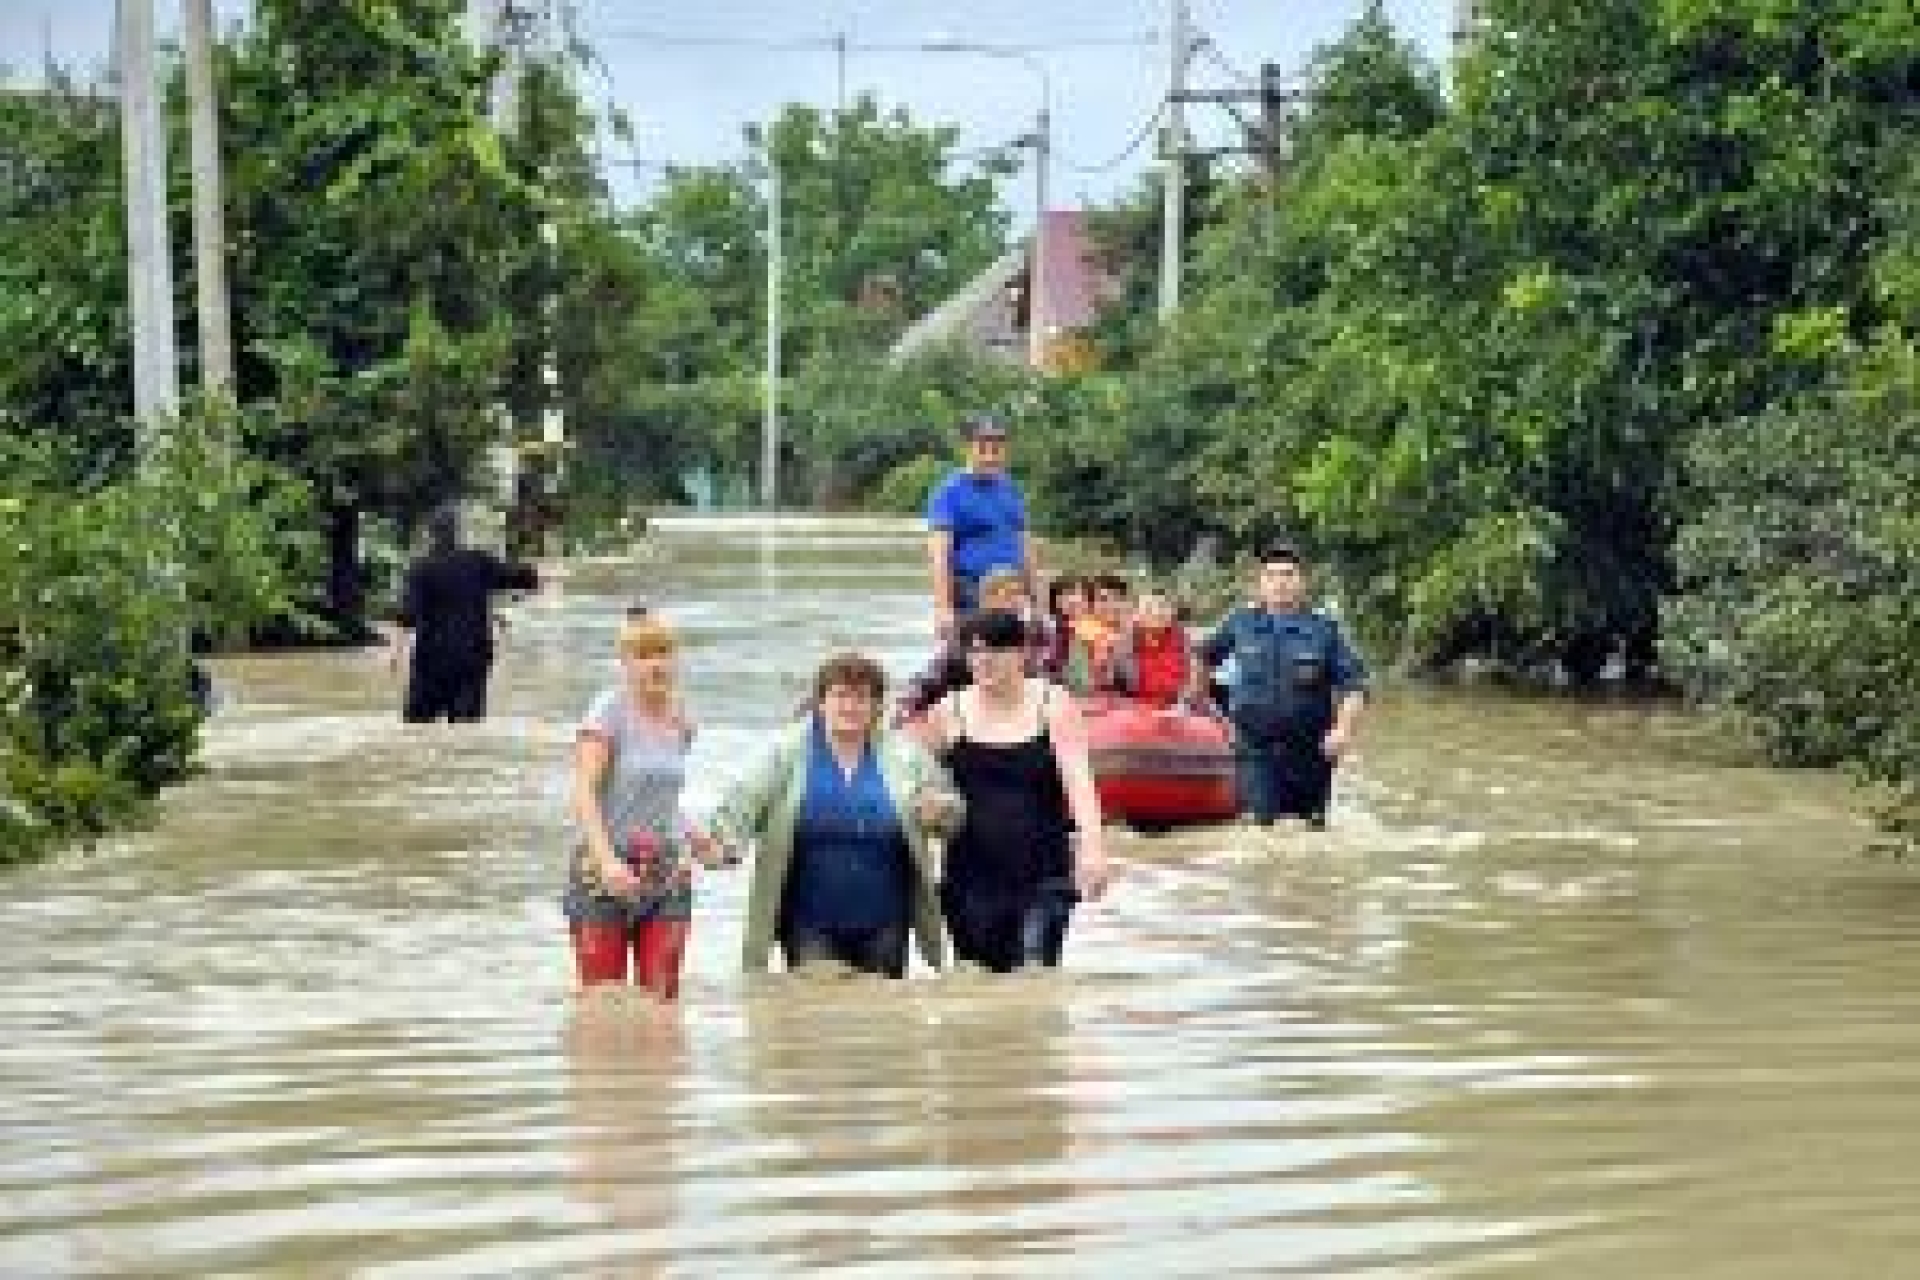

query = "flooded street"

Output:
[[4, 518, 1918, 1277]]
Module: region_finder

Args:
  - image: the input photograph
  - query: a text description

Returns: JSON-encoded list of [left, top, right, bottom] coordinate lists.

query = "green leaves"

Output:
[[558, 94, 1016, 505], [1025, 0, 1910, 713], [1, 406, 311, 859]]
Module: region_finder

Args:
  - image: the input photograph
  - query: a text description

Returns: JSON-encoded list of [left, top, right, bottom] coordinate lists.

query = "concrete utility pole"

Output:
[[476, 1, 572, 546], [1159, 0, 1190, 322], [1029, 103, 1051, 370], [762, 155, 782, 510], [117, 0, 180, 429], [1453, 0, 1486, 54], [182, 0, 234, 398]]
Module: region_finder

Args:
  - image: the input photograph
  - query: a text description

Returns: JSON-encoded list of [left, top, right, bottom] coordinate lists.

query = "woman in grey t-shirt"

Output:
[[566, 614, 718, 998]]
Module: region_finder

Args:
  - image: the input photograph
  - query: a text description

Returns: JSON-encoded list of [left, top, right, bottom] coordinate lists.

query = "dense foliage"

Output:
[[1004, 0, 1918, 844], [556, 96, 1017, 512], [1, 410, 310, 862], [4, 0, 1915, 853], [1664, 143, 1920, 847], [0, 5, 1019, 856]]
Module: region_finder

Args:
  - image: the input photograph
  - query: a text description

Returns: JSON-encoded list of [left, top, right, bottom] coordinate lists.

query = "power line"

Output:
[[848, 35, 1159, 54], [591, 29, 1158, 54], [1194, 31, 1260, 90], [590, 29, 838, 51], [1069, 99, 1167, 175]]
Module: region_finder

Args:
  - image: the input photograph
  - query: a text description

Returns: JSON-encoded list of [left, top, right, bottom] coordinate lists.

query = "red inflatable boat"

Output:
[[1080, 695, 1238, 829]]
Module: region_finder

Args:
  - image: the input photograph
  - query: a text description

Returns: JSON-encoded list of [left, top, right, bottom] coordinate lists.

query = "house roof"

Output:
[[1034, 210, 1107, 335], [889, 243, 1027, 362], [889, 210, 1114, 365]]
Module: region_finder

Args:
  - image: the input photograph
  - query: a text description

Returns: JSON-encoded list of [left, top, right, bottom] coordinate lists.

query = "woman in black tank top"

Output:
[[927, 611, 1112, 972]]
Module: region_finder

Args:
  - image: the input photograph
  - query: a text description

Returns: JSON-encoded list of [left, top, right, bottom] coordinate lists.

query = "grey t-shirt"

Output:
[[563, 687, 694, 923]]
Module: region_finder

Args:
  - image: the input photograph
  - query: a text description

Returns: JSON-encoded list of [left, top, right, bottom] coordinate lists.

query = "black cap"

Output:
[[963, 413, 1009, 441]]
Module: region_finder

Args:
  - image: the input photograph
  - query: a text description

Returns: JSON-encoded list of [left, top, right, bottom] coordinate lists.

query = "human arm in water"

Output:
[[927, 529, 957, 640], [571, 731, 644, 896], [489, 554, 540, 595], [387, 560, 423, 674], [1020, 530, 1042, 611], [1322, 623, 1370, 762], [1186, 614, 1236, 711], [702, 730, 796, 868], [897, 730, 966, 836], [1042, 689, 1112, 900]]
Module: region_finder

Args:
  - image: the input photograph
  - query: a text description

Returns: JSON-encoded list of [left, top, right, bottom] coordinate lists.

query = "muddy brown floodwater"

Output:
[[4, 517, 1917, 1278]]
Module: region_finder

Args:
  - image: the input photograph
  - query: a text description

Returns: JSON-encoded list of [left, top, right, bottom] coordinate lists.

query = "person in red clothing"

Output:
[[1128, 589, 1194, 708]]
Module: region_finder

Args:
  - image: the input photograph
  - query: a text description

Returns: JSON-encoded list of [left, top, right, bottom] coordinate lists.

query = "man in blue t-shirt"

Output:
[[924, 414, 1038, 639]]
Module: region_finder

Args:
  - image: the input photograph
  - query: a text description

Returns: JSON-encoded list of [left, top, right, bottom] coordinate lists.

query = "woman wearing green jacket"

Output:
[[707, 652, 963, 977]]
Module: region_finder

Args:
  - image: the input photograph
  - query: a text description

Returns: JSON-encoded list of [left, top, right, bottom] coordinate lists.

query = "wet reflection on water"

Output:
[[4, 517, 1918, 1277]]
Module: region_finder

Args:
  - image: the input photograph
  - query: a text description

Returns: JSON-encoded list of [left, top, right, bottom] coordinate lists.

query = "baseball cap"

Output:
[[963, 414, 1009, 441]]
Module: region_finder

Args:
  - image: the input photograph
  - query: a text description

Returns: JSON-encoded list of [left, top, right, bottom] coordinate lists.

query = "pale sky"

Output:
[[2, 1, 1455, 211]]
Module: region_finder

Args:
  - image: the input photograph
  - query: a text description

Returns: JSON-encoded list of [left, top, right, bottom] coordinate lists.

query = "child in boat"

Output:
[[1044, 574, 1092, 683], [1075, 574, 1136, 695], [1129, 588, 1193, 708]]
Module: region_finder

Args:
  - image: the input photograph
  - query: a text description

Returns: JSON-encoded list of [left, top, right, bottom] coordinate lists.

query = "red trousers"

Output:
[[570, 920, 691, 999]]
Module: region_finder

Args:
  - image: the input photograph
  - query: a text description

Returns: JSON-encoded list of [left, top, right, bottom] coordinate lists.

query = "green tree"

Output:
[[1667, 135, 1920, 849], [1036, 0, 1912, 686], [757, 98, 1014, 363], [219, 0, 537, 632], [2, 408, 310, 861], [0, 79, 135, 471], [559, 95, 1016, 512], [1287, 0, 1444, 164]]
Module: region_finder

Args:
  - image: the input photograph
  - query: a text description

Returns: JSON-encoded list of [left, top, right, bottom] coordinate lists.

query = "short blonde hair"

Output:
[[978, 567, 1025, 601], [617, 615, 678, 659]]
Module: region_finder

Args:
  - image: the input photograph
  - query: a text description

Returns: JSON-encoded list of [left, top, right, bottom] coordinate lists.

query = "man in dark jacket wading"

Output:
[[1194, 547, 1368, 828], [388, 505, 540, 723]]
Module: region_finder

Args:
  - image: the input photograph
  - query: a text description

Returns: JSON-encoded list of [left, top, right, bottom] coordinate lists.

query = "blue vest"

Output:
[[1217, 609, 1347, 740], [784, 721, 911, 930]]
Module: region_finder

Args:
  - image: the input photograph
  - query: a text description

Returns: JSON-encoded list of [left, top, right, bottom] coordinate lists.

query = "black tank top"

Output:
[[941, 683, 1074, 893]]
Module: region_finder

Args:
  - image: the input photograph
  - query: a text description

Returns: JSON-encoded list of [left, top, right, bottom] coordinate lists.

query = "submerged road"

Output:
[[3, 517, 1915, 1277]]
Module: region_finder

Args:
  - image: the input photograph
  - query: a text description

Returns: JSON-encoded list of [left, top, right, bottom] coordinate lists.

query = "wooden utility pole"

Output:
[[117, 0, 180, 430], [182, 0, 234, 398], [1259, 62, 1289, 178], [1173, 69, 1302, 165]]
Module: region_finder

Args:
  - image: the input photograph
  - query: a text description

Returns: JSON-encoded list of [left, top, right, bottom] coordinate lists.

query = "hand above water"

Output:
[[596, 855, 644, 897], [687, 828, 733, 869], [912, 785, 962, 832], [1073, 831, 1113, 901]]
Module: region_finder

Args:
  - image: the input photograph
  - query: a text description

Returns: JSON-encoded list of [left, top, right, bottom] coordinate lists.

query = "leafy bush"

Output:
[[868, 454, 951, 515], [1, 407, 309, 860], [1666, 336, 1920, 849]]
